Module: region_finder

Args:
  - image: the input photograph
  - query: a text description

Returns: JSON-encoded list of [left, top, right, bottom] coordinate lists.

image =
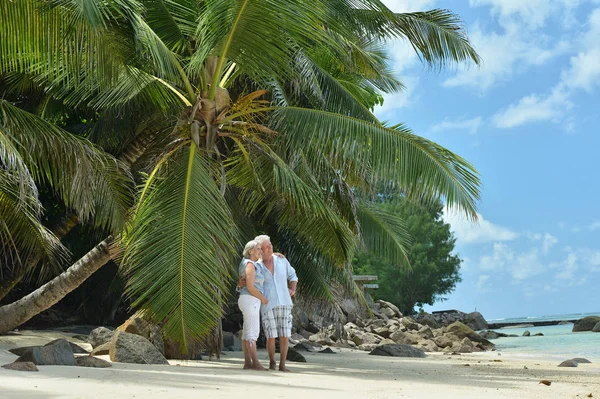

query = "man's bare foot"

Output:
[[279, 366, 291, 372], [252, 365, 267, 371], [269, 361, 277, 370], [243, 364, 252, 370]]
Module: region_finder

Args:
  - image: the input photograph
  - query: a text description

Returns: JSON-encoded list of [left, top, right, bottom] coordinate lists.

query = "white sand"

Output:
[[1, 330, 599, 398]]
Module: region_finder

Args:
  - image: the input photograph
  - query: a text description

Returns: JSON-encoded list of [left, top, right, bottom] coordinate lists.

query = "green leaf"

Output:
[[124, 145, 239, 349]]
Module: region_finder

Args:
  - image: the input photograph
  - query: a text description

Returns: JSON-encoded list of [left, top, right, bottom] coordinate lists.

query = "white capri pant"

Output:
[[238, 294, 261, 341]]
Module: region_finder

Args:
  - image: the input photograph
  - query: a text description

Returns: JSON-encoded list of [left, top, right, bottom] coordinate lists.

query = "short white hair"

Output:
[[254, 235, 271, 245], [242, 240, 260, 258]]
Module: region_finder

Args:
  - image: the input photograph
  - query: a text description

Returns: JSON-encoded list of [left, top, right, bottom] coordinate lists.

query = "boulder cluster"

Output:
[[293, 300, 494, 354]]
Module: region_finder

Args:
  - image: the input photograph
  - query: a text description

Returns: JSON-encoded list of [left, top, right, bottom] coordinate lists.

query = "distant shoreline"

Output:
[[487, 319, 576, 329]]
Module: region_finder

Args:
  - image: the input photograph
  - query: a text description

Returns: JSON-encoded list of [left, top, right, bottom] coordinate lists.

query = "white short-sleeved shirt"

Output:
[[261, 256, 298, 313]]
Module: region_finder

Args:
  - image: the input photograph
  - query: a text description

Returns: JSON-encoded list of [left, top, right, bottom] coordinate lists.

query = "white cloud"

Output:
[[511, 248, 544, 281], [443, 210, 518, 244], [542, 233, 558, 254], [382, 0, 436, 13], [491, 8, 600, 129], [469, 0, 582, 30], [589, 222, 600, 231], [431, 117, 483, 135], [555, 252, 579, 281], [443, 22, 569, 91], [476, 274, 491, 291], [492, 87, 572, 128], [479, 242, 513, 271]]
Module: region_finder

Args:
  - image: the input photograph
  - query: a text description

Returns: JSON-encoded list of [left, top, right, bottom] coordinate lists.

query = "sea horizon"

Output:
[[487, 311, 600, 324]]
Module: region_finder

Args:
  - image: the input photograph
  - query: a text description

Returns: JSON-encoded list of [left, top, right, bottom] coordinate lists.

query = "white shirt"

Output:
[[262, 256, 298, 312]]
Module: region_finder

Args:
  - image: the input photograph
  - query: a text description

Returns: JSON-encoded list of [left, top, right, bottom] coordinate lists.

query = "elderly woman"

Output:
[[238, 240, 269, 370]]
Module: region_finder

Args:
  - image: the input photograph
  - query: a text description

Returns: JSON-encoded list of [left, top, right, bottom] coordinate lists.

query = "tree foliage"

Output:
[[353, 200, 462, 315]]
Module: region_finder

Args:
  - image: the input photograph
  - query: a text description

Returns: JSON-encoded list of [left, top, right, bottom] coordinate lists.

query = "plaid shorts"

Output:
[[261, 305, 293, 338]]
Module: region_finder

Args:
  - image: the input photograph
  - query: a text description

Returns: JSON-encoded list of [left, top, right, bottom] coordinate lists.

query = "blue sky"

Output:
[[375, 0, 600, 320]]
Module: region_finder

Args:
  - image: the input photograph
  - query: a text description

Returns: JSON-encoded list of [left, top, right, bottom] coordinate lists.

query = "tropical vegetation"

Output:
[[0, 0, 481, 350], [353, 199, 462, 315]]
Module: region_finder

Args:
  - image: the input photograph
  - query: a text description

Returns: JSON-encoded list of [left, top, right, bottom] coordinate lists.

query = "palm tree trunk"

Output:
[[0, 237, 114, 335]]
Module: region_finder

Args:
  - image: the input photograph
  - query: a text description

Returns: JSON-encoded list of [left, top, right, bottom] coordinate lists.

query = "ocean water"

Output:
[[486, 312, 600, 362]]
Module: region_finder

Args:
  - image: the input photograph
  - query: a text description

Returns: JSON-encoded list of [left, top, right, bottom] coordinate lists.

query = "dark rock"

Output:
[[89, 327, 114, 348], [592, 321, 600, 332], [46, 339, 89, 354], [76, 356, 112, 368], [523, 330, 530, 337], [2, 362, 39, 371], [479, 330, 499, 339], [319, 347, 335, 354], [223, 331, 242, 351], [15, 339, 76, 366], [533, 333, 544, 336], [109, 331, 169, 365], [91, 342, 111, 356], [465, 312, 488, 331], [558, 360, 578, 367], [72, 335, 90, 343], [558, 321, 573, 325], [293, 342, 317, 352], [572, 358, 591, 363], [572, 316, 600, 332], [418, 315, 440, 329], [369, 344, 427, 358], [286, 348, 307, 362]]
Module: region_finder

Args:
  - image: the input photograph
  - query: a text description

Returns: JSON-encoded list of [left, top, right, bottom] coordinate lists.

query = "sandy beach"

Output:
[[1, 330, 599, 399]]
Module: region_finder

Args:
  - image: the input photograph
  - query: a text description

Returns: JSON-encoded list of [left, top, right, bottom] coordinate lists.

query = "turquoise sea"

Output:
[[486, 312, 600, 362]]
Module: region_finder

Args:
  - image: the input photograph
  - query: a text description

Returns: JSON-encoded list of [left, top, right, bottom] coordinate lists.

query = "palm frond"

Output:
[[123, 145, 239, 349], [356, 200, 411, 267], [0, 100, 134, 233], [272, 107, 480, 219]]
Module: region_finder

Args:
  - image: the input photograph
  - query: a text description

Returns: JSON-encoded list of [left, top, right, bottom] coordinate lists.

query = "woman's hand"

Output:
[[261, 297, 269, 305]]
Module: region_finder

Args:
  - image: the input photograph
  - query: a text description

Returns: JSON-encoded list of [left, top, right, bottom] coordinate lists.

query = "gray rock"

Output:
[[15, 339, 76, 366], [432, 335, 453, 349], [9, 339, 88, 357], [319, 347, 335, 354], [379, 307, 396, 319], [76, 356, 112, 368], [89, 327, 114, 348], [358, 343, 378, 351], [286, 348, 307, 362], [376, 300, 402, 317], [400, 317, 420, 331], [374, 326, 391, 338], [572, 358, 591, 363], [418, 339, 439, 352], [351, 332, 381, 346], [465, 312, 488, 331], [293, 342, 317, 352], [91, 342, 111, 356], [369, 344, 427, 358], [2, 362, 39, 371], [455, 337, 474, 353], [558, 360, 578, 367], [592, 321, 600, 332], [479, 330, 499, 339], [377, 338, 396, 346], [446, 321, 494, 350], [572, 316, 600, 332], [223, 331, 242, 351], [417, 326, 433, 340], [109, 331, 169, 365], [523, 330, 530, 337]]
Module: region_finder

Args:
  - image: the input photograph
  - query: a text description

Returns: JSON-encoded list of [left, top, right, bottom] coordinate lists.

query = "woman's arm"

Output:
[[245, 262, 268, 304]]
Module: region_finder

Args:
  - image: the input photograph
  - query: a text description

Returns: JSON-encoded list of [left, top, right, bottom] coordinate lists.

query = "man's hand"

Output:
[[238, 276, 247, 288], [274, 252, 286, 259]]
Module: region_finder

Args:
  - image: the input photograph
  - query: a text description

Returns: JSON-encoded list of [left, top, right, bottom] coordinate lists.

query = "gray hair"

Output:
[[254, 235, 271, 245], [242, 240, 260, 258]]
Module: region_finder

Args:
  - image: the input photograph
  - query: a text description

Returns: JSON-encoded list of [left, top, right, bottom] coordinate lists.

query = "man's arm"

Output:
[[286, 260, 298, 297]]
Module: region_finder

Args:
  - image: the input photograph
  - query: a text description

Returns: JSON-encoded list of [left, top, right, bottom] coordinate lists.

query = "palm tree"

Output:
[[0, 0, 481, 348]]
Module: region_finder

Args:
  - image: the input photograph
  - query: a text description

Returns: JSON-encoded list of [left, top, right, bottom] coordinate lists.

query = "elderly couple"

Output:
[[238, 235, 298, 371]]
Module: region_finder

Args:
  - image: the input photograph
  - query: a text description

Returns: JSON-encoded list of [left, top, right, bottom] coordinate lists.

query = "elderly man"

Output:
[[250, 235, 298, 372]]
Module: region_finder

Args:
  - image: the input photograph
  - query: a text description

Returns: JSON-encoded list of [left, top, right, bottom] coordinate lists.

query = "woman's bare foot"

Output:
[[269, 361, 277, 370], [243, 364, 252, 370], [279, 366, 291, 372], [252, 364, 267, 371]]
